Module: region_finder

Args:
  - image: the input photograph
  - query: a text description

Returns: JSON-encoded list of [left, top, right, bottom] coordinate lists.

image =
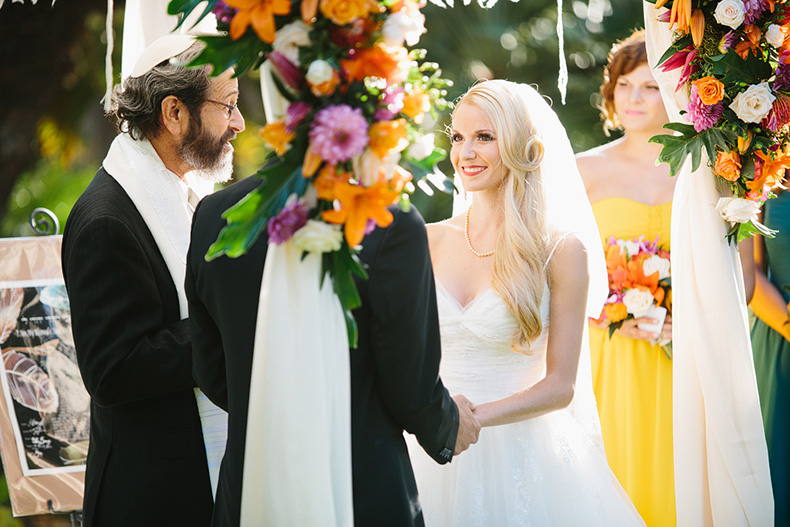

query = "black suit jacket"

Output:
[[186, 177, 459, 527], [62, 169, 213, 527]]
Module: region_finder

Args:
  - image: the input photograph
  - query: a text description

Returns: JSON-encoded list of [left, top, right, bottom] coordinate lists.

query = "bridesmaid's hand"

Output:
[[615, 316, 663, 343]]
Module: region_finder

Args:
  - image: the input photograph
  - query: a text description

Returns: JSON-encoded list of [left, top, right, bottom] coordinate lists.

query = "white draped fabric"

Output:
[[240, 242, 353, 527], [643, 5, 773, 525]]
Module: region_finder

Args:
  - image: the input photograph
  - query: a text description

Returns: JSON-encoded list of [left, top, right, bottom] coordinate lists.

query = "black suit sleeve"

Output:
[[63, 214, 195, 408], [185, 200, 229, 411], [367, 208, 459, 464]]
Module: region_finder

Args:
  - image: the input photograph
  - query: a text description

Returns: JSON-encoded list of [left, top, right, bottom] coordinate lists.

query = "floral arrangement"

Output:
[[648, 0, 790, 242], [596, 235, 672, 355], [168, 0, 452, 345]]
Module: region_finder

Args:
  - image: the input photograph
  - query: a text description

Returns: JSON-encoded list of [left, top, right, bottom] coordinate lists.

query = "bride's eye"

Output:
[[450, 133, 463, 143], [478, 133, 494, 142]]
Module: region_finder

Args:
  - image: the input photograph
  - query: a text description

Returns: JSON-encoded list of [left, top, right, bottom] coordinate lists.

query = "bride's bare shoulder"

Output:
[[426, 215, 463, 253]]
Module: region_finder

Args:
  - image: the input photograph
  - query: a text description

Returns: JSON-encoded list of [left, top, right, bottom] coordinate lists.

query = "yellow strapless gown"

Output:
[[590, 197, 675, 527]]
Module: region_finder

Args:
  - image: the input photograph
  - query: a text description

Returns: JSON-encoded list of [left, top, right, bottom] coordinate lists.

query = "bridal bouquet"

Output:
[[167, 0, 452, 345], [648, 0, 790, 242], [596, 235, 672, 356]]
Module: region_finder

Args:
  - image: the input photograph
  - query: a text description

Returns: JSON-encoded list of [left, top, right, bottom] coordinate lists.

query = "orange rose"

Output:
[[260, 121, 295, 156], [692, 76, 725, 105], [319, 0, 375, 26], [314, 164, 352, 200], [603, 302, 628, 323], [714, 150, 741, 182], [368, 119, 409, 159], [401, 87, 430, 123], [341, 43, 410, 85]]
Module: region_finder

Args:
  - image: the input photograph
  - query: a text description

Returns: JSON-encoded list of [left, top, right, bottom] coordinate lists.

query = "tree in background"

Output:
[[0, 0, 641, 233]]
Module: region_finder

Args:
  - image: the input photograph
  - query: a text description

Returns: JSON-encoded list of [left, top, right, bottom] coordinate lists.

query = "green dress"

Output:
[[751, 190, 790, 527]]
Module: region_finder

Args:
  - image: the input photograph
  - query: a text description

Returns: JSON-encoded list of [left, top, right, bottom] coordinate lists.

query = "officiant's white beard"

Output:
[[185, 148, 234, 184]]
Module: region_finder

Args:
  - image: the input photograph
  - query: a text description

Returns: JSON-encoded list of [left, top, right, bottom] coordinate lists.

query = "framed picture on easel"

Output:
[[0, 235, 87, 517]]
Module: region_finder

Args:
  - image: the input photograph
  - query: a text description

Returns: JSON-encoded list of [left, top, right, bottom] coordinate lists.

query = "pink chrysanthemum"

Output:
[[375, 87, 405, 120], [309, 104, 369, 164], [285, 101, 311, 134], [268, 200, 309, 245], [212, 1, 237, 24], [687, 85, 724, 132], [743, 0, 766, 25]]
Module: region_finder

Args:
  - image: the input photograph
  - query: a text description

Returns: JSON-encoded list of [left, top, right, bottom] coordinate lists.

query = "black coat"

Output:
[[62, 169, 213, 527], [186, 176, 459, 527]]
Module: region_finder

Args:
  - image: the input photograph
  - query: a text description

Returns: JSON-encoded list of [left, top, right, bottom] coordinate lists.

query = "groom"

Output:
[[185, 176, 480, 527]]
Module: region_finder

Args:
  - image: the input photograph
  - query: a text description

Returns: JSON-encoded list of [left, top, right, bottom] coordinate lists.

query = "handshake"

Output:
[[452, 394, 481, 455]]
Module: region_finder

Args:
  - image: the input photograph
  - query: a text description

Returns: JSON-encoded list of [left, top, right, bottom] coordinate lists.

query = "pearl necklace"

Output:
[[464, 206, 494, 258]]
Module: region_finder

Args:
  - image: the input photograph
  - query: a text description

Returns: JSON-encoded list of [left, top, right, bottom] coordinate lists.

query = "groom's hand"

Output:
[[452, 394, 481, 455]]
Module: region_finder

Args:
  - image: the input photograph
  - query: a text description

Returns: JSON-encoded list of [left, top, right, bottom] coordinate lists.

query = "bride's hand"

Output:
[[452, 394, 481, 455]]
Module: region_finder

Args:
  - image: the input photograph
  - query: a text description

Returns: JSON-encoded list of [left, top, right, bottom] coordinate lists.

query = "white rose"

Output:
[[353, 149, 402, 187], [622, 288, 656, 319], [305, 60, 335, 86], [766, 24, 786, 48], [272, 21, 312, 65], [714, 0, 745, 30], [293, 220, 343, 253], [381, 8, 426, 47], [730, 82, 776, 123], [406, 133, 435, 161], [715, 196, 761, 223], [642, 255, 671, 280], [616, 239, 642, 258]]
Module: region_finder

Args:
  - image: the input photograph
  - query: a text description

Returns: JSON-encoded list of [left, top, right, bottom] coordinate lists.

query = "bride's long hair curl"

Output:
[[455, 80, 550, 353]]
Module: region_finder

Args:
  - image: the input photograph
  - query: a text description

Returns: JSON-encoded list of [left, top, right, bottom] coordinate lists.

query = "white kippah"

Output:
[[129, 34, 197, 78]]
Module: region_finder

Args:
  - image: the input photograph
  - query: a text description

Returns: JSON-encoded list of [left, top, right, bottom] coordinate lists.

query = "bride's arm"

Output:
[[472, 236, 589, 427]]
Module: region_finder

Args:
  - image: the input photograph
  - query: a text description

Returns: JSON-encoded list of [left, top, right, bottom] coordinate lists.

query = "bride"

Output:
[[406, 80, 644, 526]]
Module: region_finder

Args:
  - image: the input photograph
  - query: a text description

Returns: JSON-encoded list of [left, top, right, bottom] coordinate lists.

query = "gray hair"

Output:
[[107, 41, 211, 140]]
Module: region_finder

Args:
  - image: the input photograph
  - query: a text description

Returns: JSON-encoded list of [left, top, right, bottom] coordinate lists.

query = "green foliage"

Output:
[[168, 0, 219, 30], [192, 34, 270, 77], [649, 123, 738, 177], [709, 49, 773, 86]]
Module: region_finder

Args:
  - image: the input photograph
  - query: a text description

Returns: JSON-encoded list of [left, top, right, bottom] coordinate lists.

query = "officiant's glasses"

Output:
[[206, 99, 238, 119]]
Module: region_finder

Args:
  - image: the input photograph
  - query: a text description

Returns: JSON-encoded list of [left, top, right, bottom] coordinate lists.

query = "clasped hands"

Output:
[[452, 394, 481, 455]]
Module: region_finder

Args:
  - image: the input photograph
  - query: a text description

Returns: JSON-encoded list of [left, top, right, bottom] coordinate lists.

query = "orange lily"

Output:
[[314, 165, 352, 201], [690, 9, 705, 47], [302, 144, 322, 178], [301, 0, 319, 23], [750, 150, 790, 191], [225, 0, 291, 43], [654, 0, 669, 8], [368, 119, 409, 159], [669, 0, 691, 34], [738, 130, 754, 154], [322, 181, 400, 246], [260, 121, 295, 156]]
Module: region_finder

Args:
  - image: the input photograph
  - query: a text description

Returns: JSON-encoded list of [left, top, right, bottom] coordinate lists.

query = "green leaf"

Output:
[[650, 123, 737, 177], [167, 0, 219, 31], [205, 151, 308, 260], [607, 319, 625, 339], [709, 49, 773, 86], [331, 245, 369, 348], [655, 33, 693, 68], [190, 34, 269, 77]]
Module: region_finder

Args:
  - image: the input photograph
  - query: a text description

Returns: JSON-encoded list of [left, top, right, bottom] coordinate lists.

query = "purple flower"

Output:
[[375, 87, 405, 120], [743, 0, 766, 25], [268, 200, 309, 245], [212, 1, 237, 24], [268, 51, 304, 92], [719, 30, 737, 54], [659, 45, 698, 92], [309, 105, 369, 164], [285, 101, 311, 134], [686, 85, 724, 132], [775, 51, 790, 91]]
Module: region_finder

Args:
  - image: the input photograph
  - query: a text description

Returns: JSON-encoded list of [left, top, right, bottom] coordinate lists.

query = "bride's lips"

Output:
[[461, 166, 486, 176]]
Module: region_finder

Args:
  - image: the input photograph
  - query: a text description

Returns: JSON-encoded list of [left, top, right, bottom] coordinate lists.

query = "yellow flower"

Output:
[[368, 119, 409, 159], [260, 121, 295, 157], [319, 0, 375, 26], [401, 87, 430, 123], [225, 0, 292, 43], [603, 302, 628, 323]]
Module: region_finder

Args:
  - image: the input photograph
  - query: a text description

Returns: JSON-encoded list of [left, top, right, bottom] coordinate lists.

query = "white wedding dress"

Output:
[[407, 279, 645, 526]]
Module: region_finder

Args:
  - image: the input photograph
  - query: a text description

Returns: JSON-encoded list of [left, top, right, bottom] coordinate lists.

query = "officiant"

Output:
[[61, 34, 245, 527]]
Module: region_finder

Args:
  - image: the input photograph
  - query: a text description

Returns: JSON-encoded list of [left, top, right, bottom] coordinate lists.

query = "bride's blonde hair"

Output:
[[454, 80, 549, 353]]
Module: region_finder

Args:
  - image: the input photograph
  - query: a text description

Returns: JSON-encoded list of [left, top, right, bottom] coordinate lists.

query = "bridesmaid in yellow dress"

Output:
[[576, 30, 676, 527]]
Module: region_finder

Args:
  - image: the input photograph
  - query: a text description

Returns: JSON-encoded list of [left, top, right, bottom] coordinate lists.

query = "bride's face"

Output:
[[613, 63, 668, 134], [450, 103, 506, 194]]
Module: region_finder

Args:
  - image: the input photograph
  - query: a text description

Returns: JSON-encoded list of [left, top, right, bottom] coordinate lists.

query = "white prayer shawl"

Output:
[[102, 133, 227, 497], [644, 5, 774, 526]]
